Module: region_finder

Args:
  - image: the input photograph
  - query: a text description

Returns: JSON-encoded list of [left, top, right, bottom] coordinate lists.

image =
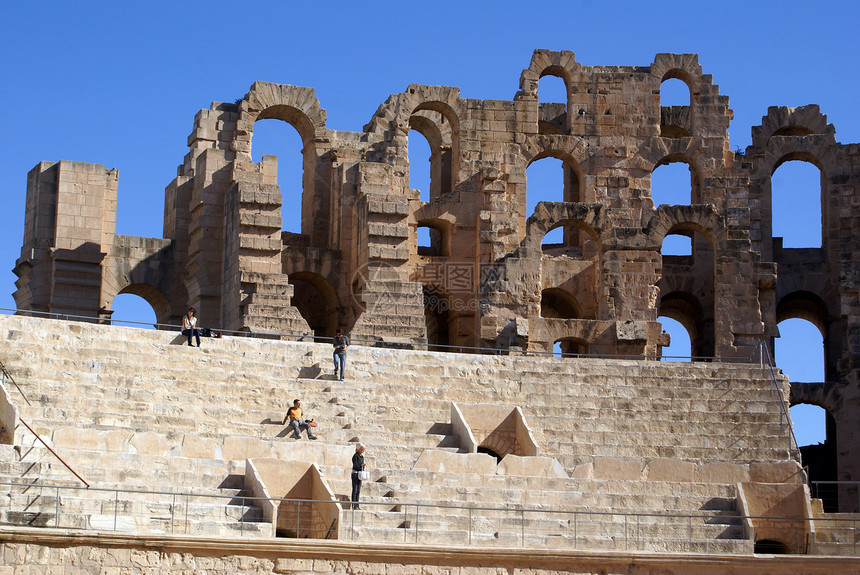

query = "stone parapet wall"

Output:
[[0, 527, 856, 574]]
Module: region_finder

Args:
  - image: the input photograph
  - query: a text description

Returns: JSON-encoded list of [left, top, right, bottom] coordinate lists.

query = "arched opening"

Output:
[[540, 288, 581, 319], [776, 294, 828, 379], [776, 311, 835, 510], [652, 161, 693, 207], [416, 220, 448, 257], [409, 128, 432, 202], [792, 402, 838, 512], [287, 272, 339, 340], [538, 71, 567, 104], [754, 539, 792, 555], [537, 70, 568, 135], [659, 75, 692, 139], [657, 315, 692, 362], [409, 106, 456, 203], [251, 118, 304, 234], [662, 232, 693, 257], [659, 228, 715, 358], [660, 77, 691, 107], [110, 292, 158, 329], [554, 337, 588, 357], [776, 317, 825, 381], [772, 160, 823, 248], [526, 156, 582, 248], [423, 286, 451, 352]]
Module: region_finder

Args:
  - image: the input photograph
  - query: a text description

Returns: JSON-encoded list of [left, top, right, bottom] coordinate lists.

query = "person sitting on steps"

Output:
[[181, 307, 201, 347], [283, 398, 317, 440]]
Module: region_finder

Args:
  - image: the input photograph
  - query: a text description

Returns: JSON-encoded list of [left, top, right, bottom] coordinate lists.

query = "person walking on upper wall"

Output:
[[182, 307, 201, 347], [333, 328, 349, 380]]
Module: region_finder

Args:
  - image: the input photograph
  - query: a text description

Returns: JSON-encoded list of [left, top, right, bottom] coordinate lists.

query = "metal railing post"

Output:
[[297, 500, 301, 539], [688, 514, 692, 552], [171, 493, 176, 534], [114, 489, 118, 531], [55, 486, 59, 528], [468, 507, 472, 545], [185, 493, 189, 534], [414, 503, 419, 543], [521, 508, 525, 547], [624, 514, 628, 550]]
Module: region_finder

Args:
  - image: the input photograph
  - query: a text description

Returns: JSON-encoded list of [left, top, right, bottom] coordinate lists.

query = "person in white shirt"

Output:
[[181, 307, 201, 347]]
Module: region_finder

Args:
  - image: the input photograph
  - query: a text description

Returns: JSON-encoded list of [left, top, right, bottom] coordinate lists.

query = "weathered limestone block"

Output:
[[592, 457, 645, 480], [497, 455, 567, 478], [413, 450, 496, 475]]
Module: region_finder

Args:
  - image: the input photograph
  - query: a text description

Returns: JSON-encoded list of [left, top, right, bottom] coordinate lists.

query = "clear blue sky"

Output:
[[2, 1, 857, 444]]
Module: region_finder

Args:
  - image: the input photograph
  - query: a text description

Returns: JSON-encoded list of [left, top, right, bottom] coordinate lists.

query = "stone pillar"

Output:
[[221, 157, 310, 337], [349, 163, 425, 345], [13, 160, 117, 318]]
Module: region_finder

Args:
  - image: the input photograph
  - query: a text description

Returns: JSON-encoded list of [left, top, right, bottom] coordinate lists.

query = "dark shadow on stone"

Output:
[[218, 474, 244, 489], [298, 365, 322, 379], [426, 422, 452, 434]]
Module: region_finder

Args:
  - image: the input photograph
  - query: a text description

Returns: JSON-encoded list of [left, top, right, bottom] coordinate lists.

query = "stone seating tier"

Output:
[[0, 315, 797, 549]]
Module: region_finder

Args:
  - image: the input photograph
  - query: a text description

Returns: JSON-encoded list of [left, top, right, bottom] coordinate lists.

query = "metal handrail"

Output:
[[16, 418, 89, 488], [0, 480, 852, 555], [0, 306, 757, 364], [0, 359, 30, 406], [757, 341, 802, 463]]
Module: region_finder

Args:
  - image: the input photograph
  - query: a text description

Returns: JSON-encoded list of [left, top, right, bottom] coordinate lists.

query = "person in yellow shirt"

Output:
[[282, 399, 317, 440]]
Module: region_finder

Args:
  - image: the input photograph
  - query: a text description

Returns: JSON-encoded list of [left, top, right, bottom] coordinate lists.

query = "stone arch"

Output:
[[538, 319, 603, 356], [524, 202, 603, 253], [233, 83, 330, 243], [235, 82, 327, 156], [517, 49, 578, 97], [423, 284, 454, 351], [415, 218, 451, 257], [658, 68, 693, 138], [554, 336, 589, 356], [777, 291, 828, 338], [646, 204, 722, 249], [788, 387, 840, 512], [760, 146, 831, 252], [650, 54, 702, 100], [750, 105, 835, 150], [104, 244, 183, 327], [541, 288, 582, 319], [113, 284, 172, 327], [370, 86, 464, 196], [651, 154, 705, 205], [408, 108, 455, 200], [659, 290, 708, 358], [288, 271, 339, 340]]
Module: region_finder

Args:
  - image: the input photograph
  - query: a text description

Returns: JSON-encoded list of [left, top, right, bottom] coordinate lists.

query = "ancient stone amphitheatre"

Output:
[[2, 50, 859, 572]]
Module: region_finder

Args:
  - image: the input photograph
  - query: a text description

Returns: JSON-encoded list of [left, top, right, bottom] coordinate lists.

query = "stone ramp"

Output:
[[0, 315, 798, 550]]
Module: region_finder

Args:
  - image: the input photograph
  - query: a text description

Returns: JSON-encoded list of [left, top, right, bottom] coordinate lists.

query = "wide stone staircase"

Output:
[[0, 314, 805, 552]]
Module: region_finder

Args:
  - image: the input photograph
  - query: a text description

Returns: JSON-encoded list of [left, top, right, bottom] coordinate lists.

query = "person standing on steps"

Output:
[[351, 443, 366, 510], [181, 307, 201, 347], [333, 328, 349, 381], [282, 399, 317, 440]]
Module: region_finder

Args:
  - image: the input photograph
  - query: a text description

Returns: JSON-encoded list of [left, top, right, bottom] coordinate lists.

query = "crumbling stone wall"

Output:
[[12, 50, 860, 507]]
